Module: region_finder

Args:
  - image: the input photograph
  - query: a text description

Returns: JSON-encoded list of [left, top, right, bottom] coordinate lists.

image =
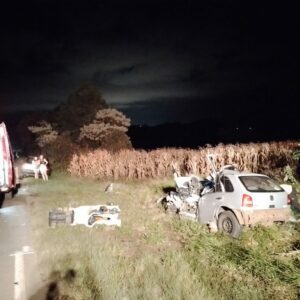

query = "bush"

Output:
[[46, 134, 81, 170]]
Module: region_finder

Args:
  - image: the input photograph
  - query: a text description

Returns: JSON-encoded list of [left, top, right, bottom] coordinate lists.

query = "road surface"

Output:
[[0, 189, 45, 300]]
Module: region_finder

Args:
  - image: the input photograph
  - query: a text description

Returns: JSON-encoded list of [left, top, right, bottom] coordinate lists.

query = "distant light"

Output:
[[249, 127, 252, 130], [235, 127, 239, 130]]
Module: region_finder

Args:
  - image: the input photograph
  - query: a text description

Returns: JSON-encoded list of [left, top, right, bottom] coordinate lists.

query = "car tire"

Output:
[[217, 211, 242, 238]]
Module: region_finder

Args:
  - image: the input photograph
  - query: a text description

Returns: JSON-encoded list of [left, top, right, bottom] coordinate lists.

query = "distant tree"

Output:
[[16, 111, 50, 154], [100, 130, 132, 152], [45, 132, 80, 169], [26, 85, 131, 165], [28, 121, 58, 149], [53, 84, 108, 132], [28, 121, 81, 168], [79, 108, 132, 150]]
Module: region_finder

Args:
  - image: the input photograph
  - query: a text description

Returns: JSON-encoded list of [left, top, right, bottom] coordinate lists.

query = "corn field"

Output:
[[68, 141, 297, 179]]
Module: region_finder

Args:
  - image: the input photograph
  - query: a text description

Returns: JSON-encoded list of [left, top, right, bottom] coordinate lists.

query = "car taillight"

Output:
[[287, 194, 291, 205], [242, 194, 253, 207]]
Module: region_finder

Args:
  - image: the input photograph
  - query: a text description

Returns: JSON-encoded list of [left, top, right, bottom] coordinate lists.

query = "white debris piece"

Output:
[[72, 204, 121, 227], [280, 184, 292, 194], [104, 183, 114, 193]]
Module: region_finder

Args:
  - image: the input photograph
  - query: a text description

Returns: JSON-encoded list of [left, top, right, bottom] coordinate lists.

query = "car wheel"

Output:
[[217, 211, 242, 238]]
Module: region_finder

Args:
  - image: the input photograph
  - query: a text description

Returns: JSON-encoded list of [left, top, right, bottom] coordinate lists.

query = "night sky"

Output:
[[0, 1, 299, 125]]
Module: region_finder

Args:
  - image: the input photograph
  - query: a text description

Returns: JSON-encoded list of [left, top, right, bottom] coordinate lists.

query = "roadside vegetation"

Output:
[[25, 173, 300, 300], [175, 220, 300, 300], [68, 141, 296, 180]]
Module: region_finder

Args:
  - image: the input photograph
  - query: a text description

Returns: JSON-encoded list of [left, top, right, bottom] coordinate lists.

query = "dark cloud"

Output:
[[0, 0, 299, 124], [113, 96, 220, 125]]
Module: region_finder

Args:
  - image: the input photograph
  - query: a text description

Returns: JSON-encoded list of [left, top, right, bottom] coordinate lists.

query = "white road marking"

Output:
[[10, 247, 34, 300], [14, 251, 26, 300]]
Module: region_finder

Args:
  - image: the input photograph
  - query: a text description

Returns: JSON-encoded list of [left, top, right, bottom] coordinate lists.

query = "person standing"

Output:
[[39, 155, 48, 181], [32, 156, 40, 179]]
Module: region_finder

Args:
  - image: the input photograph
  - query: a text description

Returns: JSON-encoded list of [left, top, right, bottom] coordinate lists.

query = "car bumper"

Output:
[[21, 169, 50, 177], [235, 207, 291, 226], [21, 169, 36, 177]]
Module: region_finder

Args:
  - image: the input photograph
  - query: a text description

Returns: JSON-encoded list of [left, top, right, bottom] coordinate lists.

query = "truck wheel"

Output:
[[217, 211, 242, 238], [0, 192, 4, 208]]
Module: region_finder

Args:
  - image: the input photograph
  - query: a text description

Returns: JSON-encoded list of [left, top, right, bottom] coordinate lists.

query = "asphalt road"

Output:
[[0, 190, 45, 300]]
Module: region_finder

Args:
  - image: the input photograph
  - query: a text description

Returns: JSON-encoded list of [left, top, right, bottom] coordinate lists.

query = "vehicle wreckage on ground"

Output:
[[162, 155, 295, 238], [49, 204, 121, 228]]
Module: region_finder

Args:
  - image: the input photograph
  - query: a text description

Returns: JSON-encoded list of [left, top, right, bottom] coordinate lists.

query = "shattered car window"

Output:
[[239, 176, 284, 192], [215, 179, 222, 192]]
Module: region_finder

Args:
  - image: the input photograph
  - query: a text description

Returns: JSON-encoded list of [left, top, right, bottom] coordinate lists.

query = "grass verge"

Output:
[[174, 220, 300, 300], [24, 172, 300, 299], [25, 173, 209, 299]]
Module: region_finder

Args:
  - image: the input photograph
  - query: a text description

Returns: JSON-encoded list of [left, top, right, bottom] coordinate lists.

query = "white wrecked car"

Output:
[[163, 155, 293, 238], [49, 204, 121, 228]]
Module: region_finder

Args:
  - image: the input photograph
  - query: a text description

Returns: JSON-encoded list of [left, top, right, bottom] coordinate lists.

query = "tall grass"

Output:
[[68, 141, 296, 179], [173, 220, 300, 300]]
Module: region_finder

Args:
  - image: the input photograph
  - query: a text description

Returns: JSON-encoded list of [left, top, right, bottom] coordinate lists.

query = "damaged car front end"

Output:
[[163, 155, 293, 238]]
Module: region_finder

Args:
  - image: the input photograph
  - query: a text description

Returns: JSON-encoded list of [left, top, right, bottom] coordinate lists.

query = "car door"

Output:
[[199, 175, 235, 223], [199, 176, 224, 223]]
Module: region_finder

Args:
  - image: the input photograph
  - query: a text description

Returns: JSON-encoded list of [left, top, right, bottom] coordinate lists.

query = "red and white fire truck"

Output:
[[0, 122, 17, 198]]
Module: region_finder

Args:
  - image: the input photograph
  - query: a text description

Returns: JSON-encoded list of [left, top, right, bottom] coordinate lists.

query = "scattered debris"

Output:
[[156, 196, 165, 204], [281, 184, 300, 212], [163, 169, 215, 220], [104, 183, 114, 193], [275, 250, 300, 257], [49, 204, 121, 228]]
